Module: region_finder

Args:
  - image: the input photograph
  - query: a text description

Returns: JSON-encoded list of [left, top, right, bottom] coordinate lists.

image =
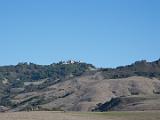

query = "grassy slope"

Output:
[[0, 111, 160, 120]]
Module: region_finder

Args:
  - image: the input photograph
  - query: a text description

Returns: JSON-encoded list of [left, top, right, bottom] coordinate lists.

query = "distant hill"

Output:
[[0, 59, 160, 112], [0, 61, 95, 82], [101, 59, 160, 79]]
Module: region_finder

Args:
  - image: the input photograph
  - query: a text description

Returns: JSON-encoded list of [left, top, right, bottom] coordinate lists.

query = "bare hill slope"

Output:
[[3, 76, 160, 112]]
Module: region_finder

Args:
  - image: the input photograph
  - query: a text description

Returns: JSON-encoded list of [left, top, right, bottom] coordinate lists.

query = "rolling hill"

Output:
[[0, 59, 160, 112]]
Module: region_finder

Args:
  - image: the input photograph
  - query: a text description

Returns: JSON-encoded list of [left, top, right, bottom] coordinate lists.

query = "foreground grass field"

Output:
[[0, 111, 160, 120]]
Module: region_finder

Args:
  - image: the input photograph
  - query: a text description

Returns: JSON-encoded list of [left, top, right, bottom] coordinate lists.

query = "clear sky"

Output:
[[0, 0, 160, 67]]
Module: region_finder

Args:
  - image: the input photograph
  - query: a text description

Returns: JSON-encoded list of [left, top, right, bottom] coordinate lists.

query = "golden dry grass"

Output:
[[0, 111, 160, 120]]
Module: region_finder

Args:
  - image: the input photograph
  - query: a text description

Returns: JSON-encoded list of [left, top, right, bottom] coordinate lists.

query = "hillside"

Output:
[[0, 59, 160, 112], [94, 95, 160, 112]]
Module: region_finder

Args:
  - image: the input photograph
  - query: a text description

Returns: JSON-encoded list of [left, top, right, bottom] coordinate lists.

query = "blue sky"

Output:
[[0, 0, 160, 67]]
